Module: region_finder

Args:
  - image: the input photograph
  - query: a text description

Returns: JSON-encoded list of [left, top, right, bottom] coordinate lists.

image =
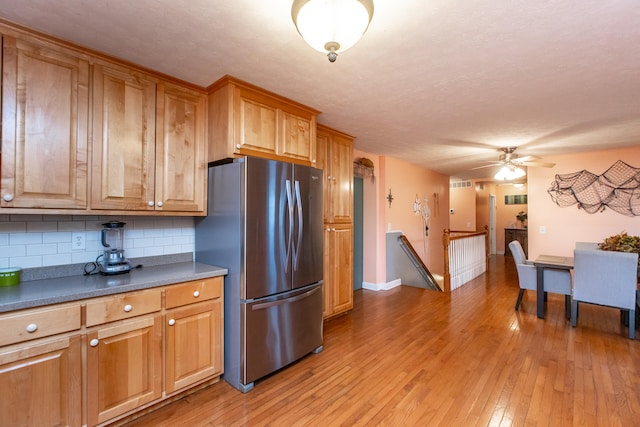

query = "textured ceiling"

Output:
[[0, 0, 639, 180]]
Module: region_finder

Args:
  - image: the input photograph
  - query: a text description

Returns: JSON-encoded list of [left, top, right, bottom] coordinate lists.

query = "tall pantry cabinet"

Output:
[[316, 125, 354, 319]]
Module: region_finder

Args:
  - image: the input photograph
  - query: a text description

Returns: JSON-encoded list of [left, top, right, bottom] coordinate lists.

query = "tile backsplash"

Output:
[[0, 215, 195, 269]]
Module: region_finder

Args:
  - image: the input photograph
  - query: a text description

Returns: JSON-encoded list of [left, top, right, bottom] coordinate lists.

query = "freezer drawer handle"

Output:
[[251, 286, 321, 311]]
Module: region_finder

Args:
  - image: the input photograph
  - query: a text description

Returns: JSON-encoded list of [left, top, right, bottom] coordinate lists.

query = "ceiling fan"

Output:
[[473, 147, 555, 180]]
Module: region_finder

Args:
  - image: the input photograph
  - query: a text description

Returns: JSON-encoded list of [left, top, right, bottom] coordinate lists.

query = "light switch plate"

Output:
[[539, 226, 547, 235]]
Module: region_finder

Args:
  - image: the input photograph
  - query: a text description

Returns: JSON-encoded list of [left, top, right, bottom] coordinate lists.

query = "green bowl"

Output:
[[0, 268, 21, 286]]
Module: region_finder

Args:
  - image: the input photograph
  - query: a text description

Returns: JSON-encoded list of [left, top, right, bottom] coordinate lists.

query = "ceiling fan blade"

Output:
[[515, 155, 539, 162], [470, 163, 501, 170], [520, 160, 556, 168]]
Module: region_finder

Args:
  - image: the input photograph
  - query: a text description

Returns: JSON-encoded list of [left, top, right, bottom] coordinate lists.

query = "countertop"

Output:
[[0, 262, 227, 313]]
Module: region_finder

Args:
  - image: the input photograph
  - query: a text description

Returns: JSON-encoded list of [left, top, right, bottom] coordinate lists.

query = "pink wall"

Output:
[[450, 184, 476, 230], [384, 156, 450, 277], [353, 149, 450, 285], [528, 145, 640, 258]]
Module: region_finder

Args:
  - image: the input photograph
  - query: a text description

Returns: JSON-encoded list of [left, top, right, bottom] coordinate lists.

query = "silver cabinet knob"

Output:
[[157, 201, 164, 207], [148, 201, 154, 207], [26, 323, 38, 333], [235, 144, 241, 149], [193, 290, 200, 298], [123, 304, 133, 313], [3, 194, 13, 202], [168, 319, 176, 326], [90, 338, 99, 347]]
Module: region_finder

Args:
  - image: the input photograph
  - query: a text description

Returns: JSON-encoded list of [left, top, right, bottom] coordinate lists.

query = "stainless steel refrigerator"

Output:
[[195, 156, 324, 392]]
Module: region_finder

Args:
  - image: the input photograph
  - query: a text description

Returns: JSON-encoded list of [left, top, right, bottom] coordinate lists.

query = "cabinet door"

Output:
[[165, 299, 223, 394], [1, 36, 89, 209], [330, 134, 354, 223], [155, 83, 207, 212], [91, 63, 156, 210], [316, 131, 332, 223], [233, 87, 278, 157], [279, 110, 315, 164], [87, 315, 162, 426], [0, 335, 81, 426], [323, 224, 354, 318]]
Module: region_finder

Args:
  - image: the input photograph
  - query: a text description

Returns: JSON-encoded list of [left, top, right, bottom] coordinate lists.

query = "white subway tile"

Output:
[[0, 234, 8, 245], [153, 237, 173, 246], [125, 247, 144, 258], [10, 233, 42, 245], [27, 243, 58, 256], [10, 255, 42, 268], [0, 245, 25, 258], [0, 259, 8, 268], [162, 244, 182, 254], [43, 231, 71, 243], [43, 253, 73, 266], [58, 221, 87, 232], [134, 238, 155, 248], [27, 222, 59, 232], [143, 228, 164, 238], [143, 246, 164, 257], [0, 222, 26, 233]]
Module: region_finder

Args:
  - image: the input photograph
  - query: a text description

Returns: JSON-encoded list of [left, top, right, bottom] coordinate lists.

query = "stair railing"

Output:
[[442, 226, 489, 292]]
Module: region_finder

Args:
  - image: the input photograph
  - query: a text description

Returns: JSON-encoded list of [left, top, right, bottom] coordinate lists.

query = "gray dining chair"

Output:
[[572, 248, 638, 339], [509, 240, 573, 318]]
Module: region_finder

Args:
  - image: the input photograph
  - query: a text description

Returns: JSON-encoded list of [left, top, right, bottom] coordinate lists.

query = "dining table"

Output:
[[533, 255, 574, 319]]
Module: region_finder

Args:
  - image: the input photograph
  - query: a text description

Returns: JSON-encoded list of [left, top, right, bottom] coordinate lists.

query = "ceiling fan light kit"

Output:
[[494, 165, 526, 181], [291, 0, 374, 62]]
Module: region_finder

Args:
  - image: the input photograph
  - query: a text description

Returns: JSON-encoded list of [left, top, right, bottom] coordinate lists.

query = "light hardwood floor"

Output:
[[124, 256, 640, 426]]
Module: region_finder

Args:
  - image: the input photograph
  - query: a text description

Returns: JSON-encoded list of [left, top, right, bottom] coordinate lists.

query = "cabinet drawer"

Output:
[[0, 303, 81, 346], [165, 277, 223, 309], [85, 289, 162, 327]]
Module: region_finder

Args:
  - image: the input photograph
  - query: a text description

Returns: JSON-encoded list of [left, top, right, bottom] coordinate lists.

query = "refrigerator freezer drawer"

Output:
[[242, 283, 323, 385]]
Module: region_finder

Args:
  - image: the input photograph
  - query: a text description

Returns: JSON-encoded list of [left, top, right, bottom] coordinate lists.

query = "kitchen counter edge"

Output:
[[0, 262, 228, 313]]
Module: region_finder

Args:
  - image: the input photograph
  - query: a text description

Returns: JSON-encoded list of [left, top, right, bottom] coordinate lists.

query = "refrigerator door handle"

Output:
[[284, 179, 294, 271], [293, 180, 303, 269], [250, 285, 321, 311]]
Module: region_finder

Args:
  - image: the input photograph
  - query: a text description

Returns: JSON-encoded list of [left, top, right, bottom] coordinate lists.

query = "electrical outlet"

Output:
[[72, 232, 86, 250]]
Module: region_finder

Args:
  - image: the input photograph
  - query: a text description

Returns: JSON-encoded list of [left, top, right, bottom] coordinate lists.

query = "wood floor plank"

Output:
[[123, 256, 640, 426]]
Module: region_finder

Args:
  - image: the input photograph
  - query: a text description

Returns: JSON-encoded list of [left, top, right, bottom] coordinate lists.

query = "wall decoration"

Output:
[[505, 194, 528, 205], [353, 157, 375, 181], [422, 196, 431, 237], [548, 160, 640, 216], [387, 188, 394, 207]]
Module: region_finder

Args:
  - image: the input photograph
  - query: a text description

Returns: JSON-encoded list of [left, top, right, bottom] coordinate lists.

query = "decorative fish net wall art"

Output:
[[547, 160, 640, 216]]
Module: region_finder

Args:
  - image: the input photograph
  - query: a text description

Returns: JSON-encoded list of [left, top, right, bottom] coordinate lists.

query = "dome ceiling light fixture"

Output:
[[291, 0, 374, 63]]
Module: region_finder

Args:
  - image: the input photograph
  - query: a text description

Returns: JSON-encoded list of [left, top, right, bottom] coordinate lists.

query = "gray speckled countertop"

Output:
[[0, 262, 227, 313]]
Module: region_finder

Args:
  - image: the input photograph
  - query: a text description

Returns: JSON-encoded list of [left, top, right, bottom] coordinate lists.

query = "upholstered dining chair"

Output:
[[572, 248, 638, 339], [509, 240, 573, 318]]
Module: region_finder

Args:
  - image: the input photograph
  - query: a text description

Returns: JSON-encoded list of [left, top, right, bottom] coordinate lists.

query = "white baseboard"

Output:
[[362, 279, 401, 291]]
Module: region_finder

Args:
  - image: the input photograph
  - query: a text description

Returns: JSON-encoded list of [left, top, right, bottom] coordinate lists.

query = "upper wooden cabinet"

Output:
[[316, 125, 354, 223], [155, 82, 207, 212], [0, 22, 208, 215], [1, 35, 89, 209], [91, 63, 157, 211], [207, 75, 319, 166], [91, 64, 207, 213]]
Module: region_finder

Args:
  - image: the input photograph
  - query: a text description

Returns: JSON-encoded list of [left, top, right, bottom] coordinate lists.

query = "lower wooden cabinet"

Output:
[[86, 315, 163, 426], [0, 335, 82, 427], [0, 276, 224, 427], [165, 299, 223, 394], [323, 223, 354, 318]]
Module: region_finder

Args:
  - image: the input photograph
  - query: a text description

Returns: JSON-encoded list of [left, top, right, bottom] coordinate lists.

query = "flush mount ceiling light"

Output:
[[291, 0, 374, 62], [494, 164, 526, 181]]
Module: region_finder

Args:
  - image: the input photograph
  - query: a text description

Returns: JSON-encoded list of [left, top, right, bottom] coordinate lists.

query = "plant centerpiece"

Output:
[[516, 211, 527, 228], [599, 232, 640, 272]]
